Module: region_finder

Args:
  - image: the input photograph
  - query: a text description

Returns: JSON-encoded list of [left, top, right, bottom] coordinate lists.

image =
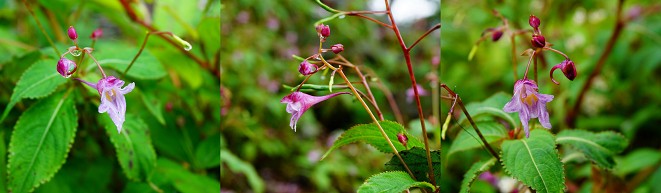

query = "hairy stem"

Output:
[[441, 84, 500, 161], [385, 0, 436, 187]]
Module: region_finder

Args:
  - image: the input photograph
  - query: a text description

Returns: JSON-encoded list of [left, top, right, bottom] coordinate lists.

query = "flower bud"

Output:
[[331, 44, 344, 54], [397, 133, 408, 147], [67, 26, 77, 41], [90, 28, 103, 40], [316, 24, 330, 38], [491, 30, 503, 41], [550, 59, 577, 84], [298, 60, 317, 75], [529, 15, 541, 29], [57, 58, 77, 78], [531, 34, 546, 48]]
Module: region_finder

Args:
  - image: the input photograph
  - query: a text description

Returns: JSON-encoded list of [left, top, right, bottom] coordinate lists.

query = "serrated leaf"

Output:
[[458, 92, 517, 127], [556, 130, 628, 169], [1, 59, 67, 122], [385, 147, 441, 186], [7, 91, 77, 193], [140, 91, 166, 125], [357, 171, 435, 193], [100, 114, 157, 181], [321, 120, 423, 160], [460, 158, 497, 193], [448, 121, 507, 157], [0, 131, 6, 193], [501, 129, 564, 193]]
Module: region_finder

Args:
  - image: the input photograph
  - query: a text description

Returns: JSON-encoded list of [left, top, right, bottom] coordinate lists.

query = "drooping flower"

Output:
[[281, 91, 349, 132], [406, 84, 428, 103], [78, 76, 135, 133], [550, 59, 577, 84], [503, 79, 553, 138], [57, 58, 77, 78]]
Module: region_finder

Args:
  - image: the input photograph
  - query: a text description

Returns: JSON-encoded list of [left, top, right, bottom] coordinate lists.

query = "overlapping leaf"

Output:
[[460, 158, 497, 193], [448, 121, 507, 157], [7, 91, 77, 193], [501, 129, 564, 193], [385, 147, 441, 186], [322, 120, 423, 160], [99, 114, 157, 181], [556, 130, 628, 169], [357, 171, 435, 193]]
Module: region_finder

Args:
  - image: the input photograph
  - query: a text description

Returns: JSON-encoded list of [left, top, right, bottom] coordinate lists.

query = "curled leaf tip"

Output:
[[172, 34, 192, 51]]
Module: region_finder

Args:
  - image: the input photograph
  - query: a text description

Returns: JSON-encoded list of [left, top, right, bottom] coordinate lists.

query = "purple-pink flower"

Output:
[[298, 60, 317, 75], [406, 84, 428, 103], [281, 91, 349, 132], [79, 76, 135, 133], [503, 79, 553, 138]]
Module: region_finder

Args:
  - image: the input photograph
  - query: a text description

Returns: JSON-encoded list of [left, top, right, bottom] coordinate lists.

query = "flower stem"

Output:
[[85, 51, 107, 78], [124, 31, 173, 75], [440, 84, 500, 161], [408, 24, 441, 51], [510, 35, 518, 80], [336, 68, 417, 180], [385, 0, 436, 186]]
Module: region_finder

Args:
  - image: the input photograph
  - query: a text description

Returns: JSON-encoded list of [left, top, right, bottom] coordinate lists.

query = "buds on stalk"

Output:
[[550, 59, 577, 84], [57, 58, 77, 78], [331, 44, 344, 54], [397, 133, 408, 147], [67, 26, 78, 41], [298, 60, 317, 75], [90, 28, 103, 40]]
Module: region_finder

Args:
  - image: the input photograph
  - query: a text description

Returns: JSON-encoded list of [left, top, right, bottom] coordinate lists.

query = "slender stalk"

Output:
[[351, 14, 392, 28], [510, 35, 518, 80], [364, 67, 405, 124], [336, 67, 417, 180], [384, 0, 436, 186], [440, 84, 500, 161], [85, 51, 107, 78], [124, 31, 173, 75], [568, 0, 626, 127], [408, 24, 441, 51], [23, 0, 60, 56], [534, 54, 538, 83], [523, 50, 536, 79], [337, 55, 384, 121], [41, 7, 64, 42]]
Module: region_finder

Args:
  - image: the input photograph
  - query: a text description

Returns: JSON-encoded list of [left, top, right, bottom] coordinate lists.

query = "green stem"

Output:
[[23, 0, 60, 56]]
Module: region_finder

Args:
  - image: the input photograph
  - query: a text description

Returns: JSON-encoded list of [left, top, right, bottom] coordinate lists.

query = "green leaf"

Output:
[[90, 43, 166, 80], [99, 114, 157, 181], [1, 59, 67, 122], [7, 91, 78, 193], [448, 121, 507, 158], [357, 171, 435, 193], [0, 131, 6, 193], [385, 147, 441, 186], [458, 92, 517, 127], [615, 148, 661, 176], [220, 150, 263, 193], [194, 134, 220, 169], [321, 120, 423, 160], [556, 130, 628, 169], [152, 158, 220, 193], [140, 91, 166, 125], [501, 129, 565, 193], [460, 158, 497, 193]]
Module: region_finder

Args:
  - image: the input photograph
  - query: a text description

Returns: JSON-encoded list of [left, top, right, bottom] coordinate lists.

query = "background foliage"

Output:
[[0, 0, 220, 192]]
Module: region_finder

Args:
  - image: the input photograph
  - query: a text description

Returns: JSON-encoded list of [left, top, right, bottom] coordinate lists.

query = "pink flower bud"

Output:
[[550, 59, 577, 84], [491, 30, 503, 41], [90, 28, 103, 40], [397, 133, 408, 147], [331, 44, 344, 54], [529, 15, 541, 29], [57, 58, 77, 78], [316, 24, 330, 37], [67, 26, 77, 41], [298, 60, 317, 75], [531, 34, 546, 48]]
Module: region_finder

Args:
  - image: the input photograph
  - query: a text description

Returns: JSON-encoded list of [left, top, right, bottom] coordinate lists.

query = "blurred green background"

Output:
[[221, 0, 439, 192], [442, 0, 661, 192]]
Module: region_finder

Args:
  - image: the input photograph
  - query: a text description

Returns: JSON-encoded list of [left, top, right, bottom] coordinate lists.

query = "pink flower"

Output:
[[550, 59, 577, 84], [406, 84, 428, 103], [298, 60, 317, 75], [503, 79, 553, 138], [90, 28, 103, 40], [331, 44, 344, 54], [67, 26, 77, 41], [281, 92, 349, 132], [78, 76, 135, 133]]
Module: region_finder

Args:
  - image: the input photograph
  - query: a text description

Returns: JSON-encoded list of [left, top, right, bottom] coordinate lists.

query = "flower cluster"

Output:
[[282, 24, 349, 132], [502, 15, 577, 138], [57, 26, 135, 133]]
